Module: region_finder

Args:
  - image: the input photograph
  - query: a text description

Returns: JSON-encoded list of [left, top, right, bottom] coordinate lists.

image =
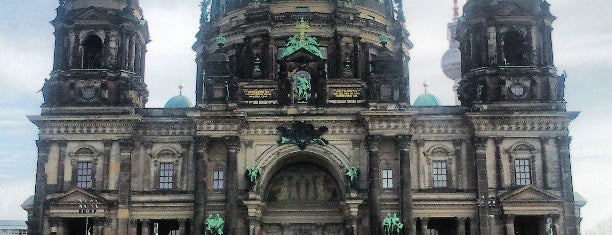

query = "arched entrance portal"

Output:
[[260, 159, 346, 235]]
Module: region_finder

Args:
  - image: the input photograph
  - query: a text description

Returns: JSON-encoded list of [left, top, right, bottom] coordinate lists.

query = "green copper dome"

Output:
[[164, 84, 192, 108], [413, 93, 441, 106], [164, 95, 192, 108]]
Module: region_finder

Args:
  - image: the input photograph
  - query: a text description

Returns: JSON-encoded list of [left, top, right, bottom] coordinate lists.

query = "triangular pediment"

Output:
[[501, 185, 561, 202], [48, 188, 109, 205], [75, 7, 111, 21], [495, 1, 534, 16]]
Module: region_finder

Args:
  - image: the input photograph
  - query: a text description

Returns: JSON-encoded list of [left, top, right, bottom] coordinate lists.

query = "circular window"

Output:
[[510, 83, 525, 96], [82, 86, 97, 100]]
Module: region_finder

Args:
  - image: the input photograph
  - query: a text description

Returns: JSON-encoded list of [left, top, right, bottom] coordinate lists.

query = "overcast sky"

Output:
[[1, 0, 610, 232]]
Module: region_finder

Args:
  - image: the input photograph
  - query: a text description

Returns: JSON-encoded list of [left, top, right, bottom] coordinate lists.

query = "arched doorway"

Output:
[[260, 160, 346, 235]]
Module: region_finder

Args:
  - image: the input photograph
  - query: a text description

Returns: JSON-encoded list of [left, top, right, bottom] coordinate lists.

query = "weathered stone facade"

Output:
[[26, 0, 582, 234]]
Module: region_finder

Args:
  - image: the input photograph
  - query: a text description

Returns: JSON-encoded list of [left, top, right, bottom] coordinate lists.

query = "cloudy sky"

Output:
[[1, 0, 610, 232]]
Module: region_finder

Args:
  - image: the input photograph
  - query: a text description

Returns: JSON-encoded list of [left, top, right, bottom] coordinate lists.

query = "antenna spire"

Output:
[[453, 0, 459, 19]]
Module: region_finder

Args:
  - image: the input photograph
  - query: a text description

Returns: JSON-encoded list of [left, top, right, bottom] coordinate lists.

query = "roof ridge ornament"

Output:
[[280, 19, 324, 59]]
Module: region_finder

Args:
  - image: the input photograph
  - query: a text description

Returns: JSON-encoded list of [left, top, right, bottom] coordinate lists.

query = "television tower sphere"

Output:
[[441, 47, 461, 81]]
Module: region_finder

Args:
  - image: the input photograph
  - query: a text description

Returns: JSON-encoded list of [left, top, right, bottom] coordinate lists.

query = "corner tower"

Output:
[[193, 0, 413, 109], [458, 1, 579, 235], [457, 0, 562, 110], [42, 0, 150, 108]]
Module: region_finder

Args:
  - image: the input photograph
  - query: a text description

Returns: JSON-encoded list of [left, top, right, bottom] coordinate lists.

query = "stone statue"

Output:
[[382, 213, 404, 235], [205, 214, 224, 235], [245, 166, 261, 191], [557, 71, 566, 101], [345, 167, 359, 190], [293, 72, 311, 103]]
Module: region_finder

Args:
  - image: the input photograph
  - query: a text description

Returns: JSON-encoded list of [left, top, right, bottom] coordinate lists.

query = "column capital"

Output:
[[540, 135, 552, 143], [119, 139, 134, 153], [503, 214, 515, 223], [36, 140, 51, 152], [474, 137, 487, 150], [366, 135, 381, 151], [395, 135, 412, 151], [555, 136, 572, 149], [225, 136, 241, 152], [180, 141, 191, 151], [57, 140, 68, 148], [453, 139, 463, 152], [103, 140, 113, 150], [195, 136, 210, 152], [493, 136, 503, 145]]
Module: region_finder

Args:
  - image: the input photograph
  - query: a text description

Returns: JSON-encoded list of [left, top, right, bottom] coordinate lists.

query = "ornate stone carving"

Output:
[[225, 136, 241, 152], [395, 135, 412, 151], [366, 135, 381, 151], [276, 121, 329, 150]]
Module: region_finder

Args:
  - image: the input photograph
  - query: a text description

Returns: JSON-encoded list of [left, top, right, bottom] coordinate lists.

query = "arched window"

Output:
[[82, 35, 103, 69], [502, 30, 527, 66], [424, 146, 454, 189], [509, 143, 536, 186], [71, 147, 99, 189], [153, 148, 181, 190]]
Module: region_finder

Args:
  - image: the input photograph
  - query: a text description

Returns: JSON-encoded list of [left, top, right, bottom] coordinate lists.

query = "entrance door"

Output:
[[515, 216, 541, 235], [261, 162, 345, 235]]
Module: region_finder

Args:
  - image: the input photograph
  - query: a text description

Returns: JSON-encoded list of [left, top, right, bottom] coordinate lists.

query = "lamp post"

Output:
[[78, 199, 99, 235]]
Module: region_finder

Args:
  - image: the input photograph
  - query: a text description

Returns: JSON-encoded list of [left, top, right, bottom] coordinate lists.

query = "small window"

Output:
[[159, 162, 174, 189], [432, 160, 448, 188], [514, 159, 532, 185], [76, 161, 93, 188], [213, 170, 225, 190], [230, 16, 238, 27], [295, 7, 310, 13], [382, 169, 393, 189]]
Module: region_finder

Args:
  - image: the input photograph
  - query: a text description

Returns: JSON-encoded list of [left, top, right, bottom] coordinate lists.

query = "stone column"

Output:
[[469, 217, 479, 235], [504, 215, 515, 235], [540, 136, 550, 189], [556, 136, 578, 235], [397, 135, 414, 235], [193, 137, 209, 235], [475, 137, 490, 235], [57, 141, 67, 191], [102, 140, 112, 190], [453, 139, 463, 188], [180, 142, 191, 190], [141, 219, 150, 235], [30, 140, 50, 235], [366, 135, 382, 234], [128, 35, 136, 71], [493, 137, 503, 189], [225, 136, 241, 234], [420, 217, 429, 235], [117, 140, 134, 235], [457, 217, 466, 235], [128, 219, 138, 235], [178, 219, 187, 235]]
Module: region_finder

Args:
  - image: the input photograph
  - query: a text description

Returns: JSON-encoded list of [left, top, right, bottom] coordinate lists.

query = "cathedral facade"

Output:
[[26, 0, 583, 234]]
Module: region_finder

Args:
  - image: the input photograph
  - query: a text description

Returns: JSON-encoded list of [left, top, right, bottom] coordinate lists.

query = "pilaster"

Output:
[[225, 136, 241, 234], [556, 136, 577, 235], [193, 136, 210, 235], [366, 135, 381, 234], [396, 135, 413, 235]]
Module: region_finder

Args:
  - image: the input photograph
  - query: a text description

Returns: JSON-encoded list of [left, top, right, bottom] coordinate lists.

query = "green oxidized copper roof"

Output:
[[164, 84, 192, 108], [574, 191, 587, 205], [280, 19, 323, 59], [413, 93, 441, 106], [414, 82, 441, 106]]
